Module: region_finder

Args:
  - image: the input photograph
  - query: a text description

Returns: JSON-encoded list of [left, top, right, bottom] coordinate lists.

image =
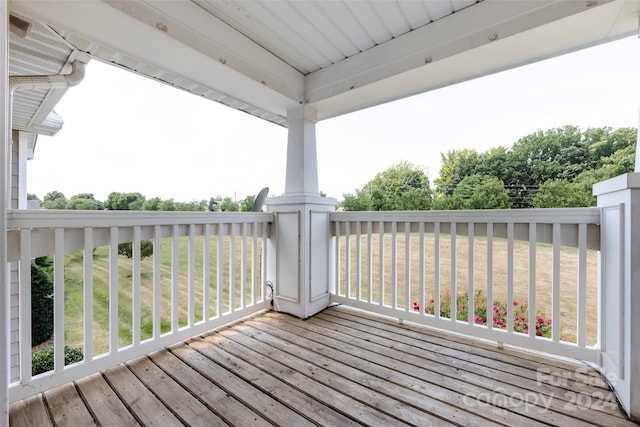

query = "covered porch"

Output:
[[9, 305, 632, 426], [4, 0, 640, 425]]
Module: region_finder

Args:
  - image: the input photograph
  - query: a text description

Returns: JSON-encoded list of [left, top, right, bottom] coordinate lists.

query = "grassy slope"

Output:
[[338, 234, 598, 345], [62, 235, 263, 355], [58, 232, 596, 356]]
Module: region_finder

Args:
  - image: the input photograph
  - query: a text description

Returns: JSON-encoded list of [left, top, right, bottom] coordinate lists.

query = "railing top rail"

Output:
[[330, 208, 600, 224], [8, 209, 274, 229]]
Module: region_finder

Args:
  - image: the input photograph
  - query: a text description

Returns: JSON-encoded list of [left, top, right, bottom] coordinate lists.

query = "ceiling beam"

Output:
[[11, 0, 304, 118], [306, 0, 637, 120]]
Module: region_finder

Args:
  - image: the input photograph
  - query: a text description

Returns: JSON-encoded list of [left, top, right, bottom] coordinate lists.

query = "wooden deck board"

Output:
[[8, 394, 52, 427], [43, 383, 95, 427], [103, 363, 184, 426], [126, 356, 227, 426], [298, 312, 624, 425], [148, 349, 273, 427], [187, 336, 364, 426], [9, 305, 638, 427], [314, 310, 614, 401], [75, 373, 140, 426]]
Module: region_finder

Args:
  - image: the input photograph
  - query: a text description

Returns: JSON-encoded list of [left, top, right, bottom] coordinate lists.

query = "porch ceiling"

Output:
[[9, 0, 640, 129]]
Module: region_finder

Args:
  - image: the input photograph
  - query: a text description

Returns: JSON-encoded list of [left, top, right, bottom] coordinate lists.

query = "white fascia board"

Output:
[[27, 87, 66, 129], [106, 0, 303, 103], [307, 0, 631, 120], [12, 0, 303, 118]]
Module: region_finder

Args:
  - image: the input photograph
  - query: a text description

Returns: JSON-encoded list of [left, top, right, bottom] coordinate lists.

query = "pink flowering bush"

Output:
[[412, 290, 552, 338]]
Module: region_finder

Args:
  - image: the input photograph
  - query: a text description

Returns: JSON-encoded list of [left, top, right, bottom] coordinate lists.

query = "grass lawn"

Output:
[[337, 233, 598, 346], [61, 235, 264, 355], [53, 230, 597, 357]]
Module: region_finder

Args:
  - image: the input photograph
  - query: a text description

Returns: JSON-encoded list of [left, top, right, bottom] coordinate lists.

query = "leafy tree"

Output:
[[369, 162, 433, 210], [434, 149, 481, 196], [219, 197, 239, 212], [341, 190, 373, 211], [448, 175, 511, 210], [159, 199, 176, 211], [42, 191, 67, 209], [174, 200, 207, 211], [27, 193, 40, 201], [104, 192, 145, 210], [142, 197, 162, 211], [434, 126, 636, 208], [67, 193, 103, 210], [532, 179, 594, 208], [239, 195, 256, 212]]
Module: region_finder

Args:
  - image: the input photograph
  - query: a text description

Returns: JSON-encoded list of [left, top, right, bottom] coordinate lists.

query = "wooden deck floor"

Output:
[[9, 305, 638, 426]]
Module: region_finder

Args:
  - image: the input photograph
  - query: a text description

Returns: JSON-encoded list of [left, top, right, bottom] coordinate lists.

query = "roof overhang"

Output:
[[9, 11, 81, 136], [9, 0, 640, 127]]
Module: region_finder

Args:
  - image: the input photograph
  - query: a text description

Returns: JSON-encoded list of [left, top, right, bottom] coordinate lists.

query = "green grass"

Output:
[[60, 235, 264, 356], [337, 233, 598, 346], [54, 230, 596, 357]]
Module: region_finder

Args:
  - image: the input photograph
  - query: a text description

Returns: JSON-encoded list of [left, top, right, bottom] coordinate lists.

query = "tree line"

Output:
[[341, 125, 636, 211], [29, 191, 258, 212], [29, 125, 636, 212]]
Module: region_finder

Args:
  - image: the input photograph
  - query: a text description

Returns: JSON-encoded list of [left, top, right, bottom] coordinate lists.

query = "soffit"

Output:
[[9, 13, 77, 136], [9, 0, 640, 128]]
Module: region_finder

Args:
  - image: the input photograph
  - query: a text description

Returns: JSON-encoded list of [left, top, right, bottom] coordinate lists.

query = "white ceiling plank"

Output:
[[398, 1, 434, 29], [196, 0, 319, 73], [344, 2, 392, 45], [12, 0, 303, 118], [370, 1, 411, 38], [202, 0, 323, 73], [287, 1, 355, 65], [309, 0, 637, 121], [306, 0, 617, 105], [256, 1, 334, 70], [10, 0, 640, 130], [124, 0, 304, 100], [424, 0, 455, 21], [318, 1, 376, 52], [306, 1, 361, 60]]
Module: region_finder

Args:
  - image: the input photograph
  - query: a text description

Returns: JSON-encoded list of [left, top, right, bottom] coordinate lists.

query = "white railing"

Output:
[[7, 209, 272, 403], [330, 208, 601, 362]]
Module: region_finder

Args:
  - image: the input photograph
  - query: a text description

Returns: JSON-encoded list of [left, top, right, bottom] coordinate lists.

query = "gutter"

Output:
[[9, 58, 86, 92], [8, 59, 87, 141], [6, 57, 88, 206]]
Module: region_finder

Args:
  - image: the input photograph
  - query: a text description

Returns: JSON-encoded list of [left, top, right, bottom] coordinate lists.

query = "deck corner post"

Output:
[[0, 0, 8, 422], [265, 105, 336, 319], [594, 173, 640, 419]]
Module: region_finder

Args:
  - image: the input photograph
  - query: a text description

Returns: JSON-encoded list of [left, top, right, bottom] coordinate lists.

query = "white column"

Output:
[[284, 106, 319, 196], [594, 173, 640, 418], [16, 132, 30, 209], [266, 105, 336, 318], [0, 1, 10, 423]]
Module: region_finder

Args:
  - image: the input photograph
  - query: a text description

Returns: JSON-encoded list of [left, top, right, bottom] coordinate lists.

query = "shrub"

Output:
[[118, 240, 153, 259], [34, 256, 53, 278], [32, 345, 84, 376], [31, 263, 54, 346], [413, 290, 553, 338]]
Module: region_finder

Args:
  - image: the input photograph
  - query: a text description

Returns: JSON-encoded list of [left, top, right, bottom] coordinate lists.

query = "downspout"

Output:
[[7, 59, 87, 206], [3, 58, 87, 412]]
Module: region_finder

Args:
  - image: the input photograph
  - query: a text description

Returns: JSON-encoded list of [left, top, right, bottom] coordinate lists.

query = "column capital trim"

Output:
[[593, 173, 640, 196], [287, 105, 317, 123]]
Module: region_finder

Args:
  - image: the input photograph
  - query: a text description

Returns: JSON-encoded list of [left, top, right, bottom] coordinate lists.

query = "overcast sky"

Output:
[[27, 36, 640, 203]]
